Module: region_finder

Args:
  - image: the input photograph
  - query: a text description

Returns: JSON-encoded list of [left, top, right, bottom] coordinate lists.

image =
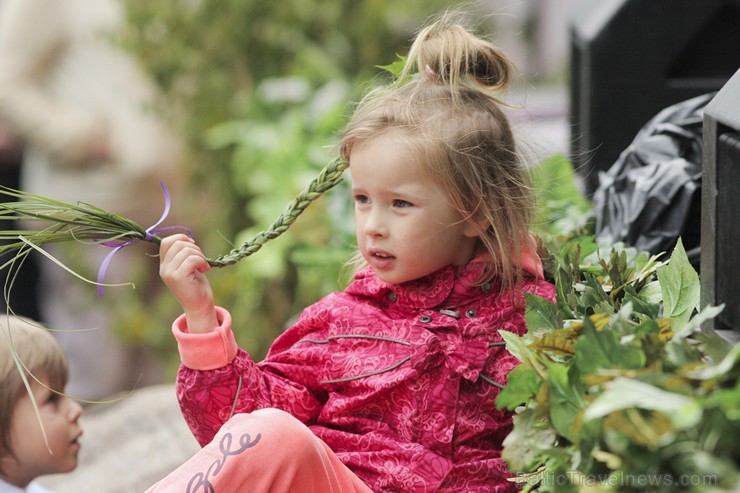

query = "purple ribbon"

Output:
[[96, 182, 190, 296]]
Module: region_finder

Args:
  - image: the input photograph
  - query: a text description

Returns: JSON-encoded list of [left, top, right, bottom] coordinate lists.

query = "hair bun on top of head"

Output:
[[405, 12, 513, 93]]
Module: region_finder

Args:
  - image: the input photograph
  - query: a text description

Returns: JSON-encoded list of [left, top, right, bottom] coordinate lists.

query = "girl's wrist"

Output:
[[184, 306, 219, 334]]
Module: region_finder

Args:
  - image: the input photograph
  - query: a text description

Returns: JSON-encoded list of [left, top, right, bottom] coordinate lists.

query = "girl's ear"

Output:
[[462, 215, 487, 238]]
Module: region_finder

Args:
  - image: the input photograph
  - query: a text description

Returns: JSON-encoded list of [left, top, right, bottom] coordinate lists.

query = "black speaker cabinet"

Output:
[[569, 0, 740, 194]]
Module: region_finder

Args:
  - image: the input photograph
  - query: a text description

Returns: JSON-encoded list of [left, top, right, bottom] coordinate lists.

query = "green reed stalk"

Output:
[[0, 158, 349, 269]]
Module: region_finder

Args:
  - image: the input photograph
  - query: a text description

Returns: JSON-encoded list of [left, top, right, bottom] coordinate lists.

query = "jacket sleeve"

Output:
[[0, 0, 104, 166], [172, 307, 324, 446]]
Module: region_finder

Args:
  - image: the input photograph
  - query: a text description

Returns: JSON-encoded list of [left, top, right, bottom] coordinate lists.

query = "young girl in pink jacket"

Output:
[[149, 11, 555, 493]]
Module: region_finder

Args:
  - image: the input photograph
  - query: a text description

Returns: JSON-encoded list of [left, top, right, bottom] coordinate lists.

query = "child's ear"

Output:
[[462, 215, 487, 238]]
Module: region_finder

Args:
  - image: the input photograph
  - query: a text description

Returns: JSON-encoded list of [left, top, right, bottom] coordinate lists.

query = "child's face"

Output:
[[6, 375, 83, 485], [350, 131, 479, 285]]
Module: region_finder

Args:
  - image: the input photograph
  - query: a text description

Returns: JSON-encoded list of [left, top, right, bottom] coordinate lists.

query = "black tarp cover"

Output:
[[592, 92, 713, 265]]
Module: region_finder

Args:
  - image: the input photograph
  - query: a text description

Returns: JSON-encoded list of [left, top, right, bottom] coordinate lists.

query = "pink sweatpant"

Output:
[[146, 408, 373, 493]]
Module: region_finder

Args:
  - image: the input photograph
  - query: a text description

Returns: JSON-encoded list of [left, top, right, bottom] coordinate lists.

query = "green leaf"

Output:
[[686, 343, 740, 382], [637, 279, 663, 305], [622, 284, 660, 319], [576, 272, 615, 315], [546, 362, 584, 442], [530, 332, 576, 356], [663, 336, 704, 369], [499, 329, 528, 363], [657, 238, 700, 328], [583, 377, 703, 430], [524, 292, 561, 333], [375, 54, 408, 78], [700, 382, 740, 413], [496, 365, 541, 410], [692, 328, 735, 365], [501, 407, 558, 472], [671, 303, 725, 340], [574, 318, 645, 375]]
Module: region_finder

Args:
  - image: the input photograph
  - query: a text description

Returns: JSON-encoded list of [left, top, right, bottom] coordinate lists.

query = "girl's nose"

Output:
[[364, 210, 387, 237], [67, 398, 83, 421]]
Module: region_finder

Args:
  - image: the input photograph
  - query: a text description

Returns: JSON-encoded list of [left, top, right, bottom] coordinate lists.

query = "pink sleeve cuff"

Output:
[[171, 307, 237, 370]]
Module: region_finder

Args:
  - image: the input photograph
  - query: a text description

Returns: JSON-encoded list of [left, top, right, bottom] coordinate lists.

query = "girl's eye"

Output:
[[354, 194, 370, 205], [393, 199, 413, 208], [45, 392, 61, 407]]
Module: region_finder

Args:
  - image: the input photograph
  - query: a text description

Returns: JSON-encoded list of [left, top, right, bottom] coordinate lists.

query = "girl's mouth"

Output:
[[368, 249, 395, 269], [71, 430, 83, 446], [368, 248, 394, 259]]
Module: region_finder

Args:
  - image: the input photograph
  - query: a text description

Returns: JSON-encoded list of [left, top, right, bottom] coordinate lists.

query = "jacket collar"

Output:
[[345, 259, 495, 310]]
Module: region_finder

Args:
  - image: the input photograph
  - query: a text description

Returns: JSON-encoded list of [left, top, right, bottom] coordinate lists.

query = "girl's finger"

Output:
[[159, 234, 194, 262], [171, 247, 209, 275]]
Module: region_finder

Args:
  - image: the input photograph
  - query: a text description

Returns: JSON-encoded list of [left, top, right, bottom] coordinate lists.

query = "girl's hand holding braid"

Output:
[[159, 234, 219, 334]]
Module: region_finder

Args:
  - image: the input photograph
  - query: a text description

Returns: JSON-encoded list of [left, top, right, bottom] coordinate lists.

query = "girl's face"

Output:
[[350, 131, 480, 285], [4, 375, 82, 487]]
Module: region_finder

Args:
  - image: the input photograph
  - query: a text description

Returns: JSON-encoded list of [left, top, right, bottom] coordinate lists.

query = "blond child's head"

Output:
[[0, 316, 82, 488], [340, 11, 535, 288]]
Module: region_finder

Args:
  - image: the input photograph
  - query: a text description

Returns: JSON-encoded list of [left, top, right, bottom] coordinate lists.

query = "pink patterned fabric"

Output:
[[173, 260, 555, 492]]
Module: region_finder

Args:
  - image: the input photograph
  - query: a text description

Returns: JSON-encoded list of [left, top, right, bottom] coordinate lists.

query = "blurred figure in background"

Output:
[[0, 0, 41, 318], [0, 0, 186, 402], [0, 119, 41, 322]]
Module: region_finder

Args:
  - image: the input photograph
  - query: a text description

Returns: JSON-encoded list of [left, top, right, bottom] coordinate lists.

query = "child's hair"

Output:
[[339, 11, 534, 287], [0, 316, 69, 459]]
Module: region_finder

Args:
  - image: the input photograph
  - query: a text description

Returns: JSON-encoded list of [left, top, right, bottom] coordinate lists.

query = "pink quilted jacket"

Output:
[[171, 260, 555, 492]]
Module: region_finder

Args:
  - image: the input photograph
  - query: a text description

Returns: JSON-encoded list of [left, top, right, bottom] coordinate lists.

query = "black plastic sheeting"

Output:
[[592, 92, 714, 267]]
